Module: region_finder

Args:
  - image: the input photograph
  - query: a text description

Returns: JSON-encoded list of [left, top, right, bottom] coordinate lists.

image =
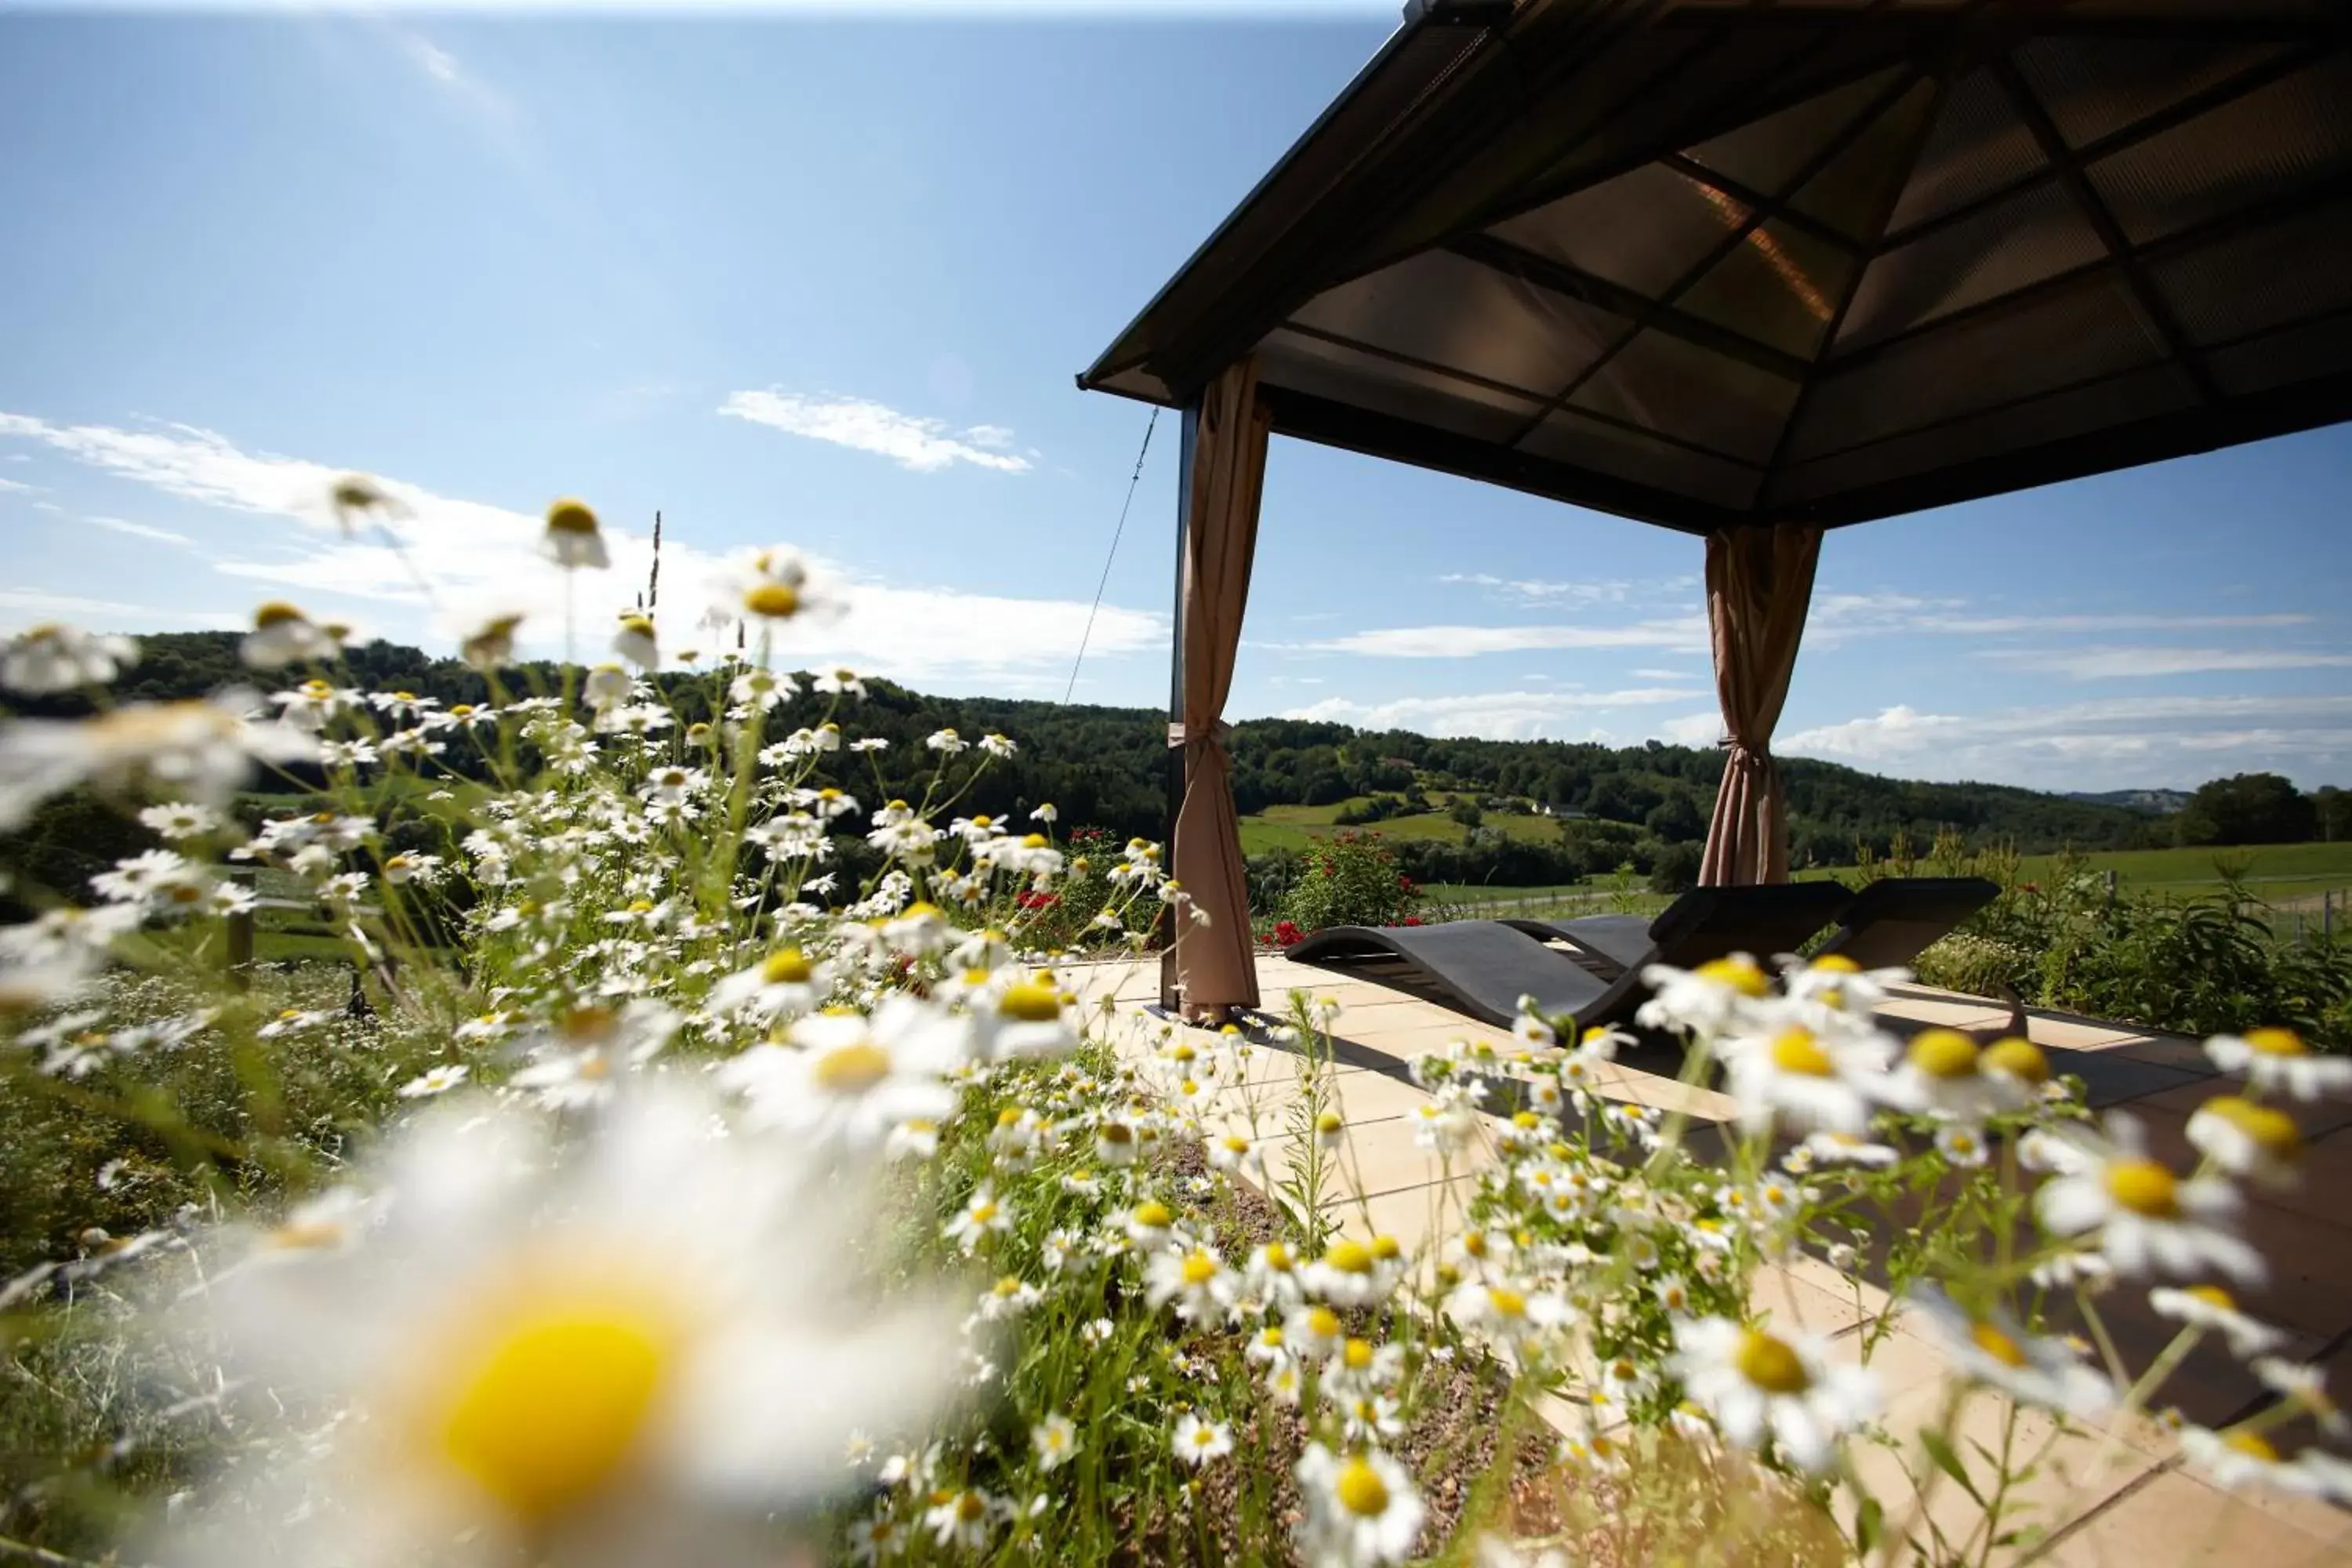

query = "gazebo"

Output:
[[1078, 0, 2352, 1017]]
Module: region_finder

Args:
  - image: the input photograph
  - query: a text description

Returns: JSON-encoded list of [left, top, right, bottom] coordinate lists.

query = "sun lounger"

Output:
[[1809, 876, 1999, 971], [1503, 880, 1857, 978], [1287, 883, 1855, 1034]]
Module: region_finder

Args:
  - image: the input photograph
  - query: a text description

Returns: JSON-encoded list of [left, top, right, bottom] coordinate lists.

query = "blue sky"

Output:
[[2, 7, 2348, 792]]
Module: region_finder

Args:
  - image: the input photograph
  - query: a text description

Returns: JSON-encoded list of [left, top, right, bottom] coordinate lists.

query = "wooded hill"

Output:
[[5, 633, 2183, 873]]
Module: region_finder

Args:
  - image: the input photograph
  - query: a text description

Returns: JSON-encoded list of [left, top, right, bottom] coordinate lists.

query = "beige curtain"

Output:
[[1167, 359, 1272, 1017], [1700, 523, 1823, 886]]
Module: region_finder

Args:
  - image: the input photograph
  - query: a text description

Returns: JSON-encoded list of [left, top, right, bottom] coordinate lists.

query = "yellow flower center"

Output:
[[438, 1306, 666, 1524], [1489, 1287, 1527, 1319], [626, 899, 653, 915], [544, 499, 600, 535], [1969, 1320, 2029, 1368], [2186, 1284, 2238, 1310], [1907, 1029, 1980, 1079], [1334, 1457, 1390, 1518], [2202, 1095, 2303, 1158], [1769, 1029, 1833, 1076], [957, 1490, 988, 1522], [2225, 1428, 2281, 1463], [1696, 956, 1769, 996], [1342, 1338, 1373, 1370], [997, 982, 1062, 1023], [561, 1006, 615, 1041], [742, 582, 800, 619], [617, 615, 654, 639], [1370, 1235, 1401, 1263], [1983, 1036, 2049, 1083], [761, 948, 814, 985], [2103, 1159, 2180, 1218], [811, 1042, 893, 1094], [1316, 1111, 1344, 1135], [2245, 1027, 2307, 1057], [1809, 953, 1860, 974], [1734, 1329, 1811, 1394], [1099, 1123, 1134, 1145], [1222, 1135, 1250, 1156], [1262, 1243, 1292, 1271], [1323, 1240, 1374, 1275], [1022, 832, 1047, 848], [1307, 1307, 1341, 1339], [967, 1201, 998, 1226], [252, 601, 307, 628], [1133, 1201, 1172, 1230], [1181, 1251, 1219, 1287]]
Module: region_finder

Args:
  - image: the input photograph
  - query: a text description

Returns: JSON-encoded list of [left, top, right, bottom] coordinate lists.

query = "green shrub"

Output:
[[1276, 830, 1419, 934]]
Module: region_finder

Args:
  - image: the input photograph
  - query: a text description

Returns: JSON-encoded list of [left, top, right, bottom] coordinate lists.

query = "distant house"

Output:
[[1531, 801, 1587, 819]]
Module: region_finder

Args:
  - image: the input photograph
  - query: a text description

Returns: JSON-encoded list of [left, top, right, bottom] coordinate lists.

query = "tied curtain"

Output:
[[1699, 523, 1823, 887], [1167, 359, 1272, 1016]]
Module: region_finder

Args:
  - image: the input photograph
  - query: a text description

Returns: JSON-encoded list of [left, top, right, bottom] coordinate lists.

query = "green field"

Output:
[[1280, 826, 2352, 923], [1239, 798, 1573, 855]]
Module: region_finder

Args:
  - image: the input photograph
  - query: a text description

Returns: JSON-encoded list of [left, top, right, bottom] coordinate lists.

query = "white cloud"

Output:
[[1439, 572, 1632, 607], [87, 515, 194, 546], [0, 411, 1157, 685], [1309, 616, 1710, 659], [1275, 687, 1704, 740], [0, 475, 34, 493], [720, 390, 1032, 474], [1659, 711, 1726, 746], [1781, 694, 2352, 789], [390, 29, 516, 124], [1631, 666, 1697, 680], [0, 587, 241, 633], [1980, 645, 2352, 680]]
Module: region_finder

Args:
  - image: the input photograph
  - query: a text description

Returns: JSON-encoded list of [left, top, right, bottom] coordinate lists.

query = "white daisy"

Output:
[[1294, 1443, 1423, 1568], [1884, 1029, 2032, 1122], [1145, 1246, 1235, 1325], [2205, 1028, 2352, 1102], [1908, 1287, 2112, 1417], [1637, 954, 1774, 1037], [2, 622, 138, 695], [161, 1087, 957, 1567], [1030, 1414, 1079, 1472], [540, 498, 609, 569], [398, 1065, 470, 1099], [2034, 1114, 2262, 1283], [2186, 1094, 2304, 1188], [1670, 1316, 1878, 1474], [1171, 1414, 1232, 1467], [2147, 1284, 2285, 1356], [1718, 1023, 1890, 1134], [706, 946, 831, 1020], [241, 601, 339, 670], [718, 998, 966, 1150]]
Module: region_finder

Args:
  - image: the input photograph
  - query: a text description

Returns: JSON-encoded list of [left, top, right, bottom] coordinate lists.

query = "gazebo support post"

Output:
[[1698, 523, 1823, 887], [1160, 358, 1271, 1019]]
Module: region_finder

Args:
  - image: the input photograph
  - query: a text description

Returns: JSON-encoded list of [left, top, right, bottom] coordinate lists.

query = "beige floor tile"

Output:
[[2024, 1017, 2160, 1050], [1319, 1176, 1478, 1263], [1844, 1379, 2166, 1563], [1875, 996, 2017, 1031], [1754, 1254, 1889, 1341], [1599, 1067, 1740, 1122], [2042, 1463, 2352, 1567], [1324, 1113, 1501, 1201]]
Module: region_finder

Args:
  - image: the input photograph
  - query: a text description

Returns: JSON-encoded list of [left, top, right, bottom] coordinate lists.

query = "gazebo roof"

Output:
[[1079, 0, 2352, 535]]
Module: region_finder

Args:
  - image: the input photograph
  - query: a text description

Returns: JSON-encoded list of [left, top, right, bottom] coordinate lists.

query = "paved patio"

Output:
[[1066, 950, 2352, 1565]]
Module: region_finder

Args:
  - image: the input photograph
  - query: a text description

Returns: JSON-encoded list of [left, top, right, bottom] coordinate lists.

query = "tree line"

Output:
[[7, 634, 2344, 894]]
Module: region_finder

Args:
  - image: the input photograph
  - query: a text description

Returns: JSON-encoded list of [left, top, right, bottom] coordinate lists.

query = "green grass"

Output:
[[1240, 800, 1585, 855], [1792, 841, 2352, 901]]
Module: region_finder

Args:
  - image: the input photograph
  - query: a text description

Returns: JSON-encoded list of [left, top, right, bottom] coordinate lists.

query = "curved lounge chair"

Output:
[[1284, 920, 1639, 1029], [1504, 880, 1857, 978]]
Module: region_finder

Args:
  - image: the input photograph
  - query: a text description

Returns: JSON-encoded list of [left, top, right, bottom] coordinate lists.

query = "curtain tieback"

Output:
[[1167, 720, 1232, 748]]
